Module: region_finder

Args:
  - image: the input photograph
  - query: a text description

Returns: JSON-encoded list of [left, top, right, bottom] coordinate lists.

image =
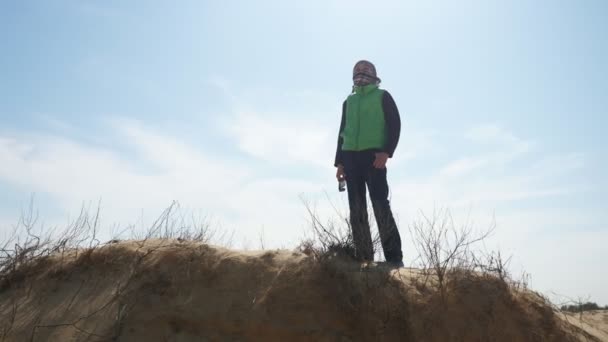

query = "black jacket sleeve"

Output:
[[334, 100, 347, 167], [382, 91, 401, 158]]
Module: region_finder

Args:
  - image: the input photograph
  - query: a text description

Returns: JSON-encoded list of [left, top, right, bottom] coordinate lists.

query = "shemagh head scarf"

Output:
[[353, 60, 381, 87]]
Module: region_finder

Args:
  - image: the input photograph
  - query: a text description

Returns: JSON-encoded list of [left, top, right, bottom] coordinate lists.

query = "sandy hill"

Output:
[[565, 311, 608, 341], [0, 239, 601, 341]]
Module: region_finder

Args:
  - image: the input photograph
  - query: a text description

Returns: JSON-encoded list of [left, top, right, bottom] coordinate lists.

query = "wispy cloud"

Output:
[[0, 119, 320, 247], [394, 123, 585, 212], [227, 109, 334, 168], [438, 157, 489, 178]]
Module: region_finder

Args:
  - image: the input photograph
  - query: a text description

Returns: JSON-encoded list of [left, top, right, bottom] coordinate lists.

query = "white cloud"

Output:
[[227, 109, 335, 169], [438, 157, 489, 178], [465, 123, 510, 143], [394, 124, 564, 211], [208, 80, 344, 170], [0, 120, 324, 247], [465, 123, 532, 154], [392, 124, 439, 166], [439, 124, 534, 178]]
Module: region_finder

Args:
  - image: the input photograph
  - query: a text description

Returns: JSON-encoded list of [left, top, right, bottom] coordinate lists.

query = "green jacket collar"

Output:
[[353, 84, 379, 95]]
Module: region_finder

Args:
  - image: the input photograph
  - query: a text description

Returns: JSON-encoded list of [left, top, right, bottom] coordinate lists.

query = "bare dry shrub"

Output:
[[298, 195, 386, 262], [408, 208, 496, 301], [297, 197, 356, 261], [0, 199, 104, 291]]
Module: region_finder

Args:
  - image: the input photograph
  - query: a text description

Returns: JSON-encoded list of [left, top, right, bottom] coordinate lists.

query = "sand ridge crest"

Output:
[[0, 239, 600, 341]]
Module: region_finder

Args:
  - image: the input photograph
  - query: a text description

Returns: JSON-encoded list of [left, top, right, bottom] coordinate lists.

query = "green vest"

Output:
[[341, 84, 386, 151]]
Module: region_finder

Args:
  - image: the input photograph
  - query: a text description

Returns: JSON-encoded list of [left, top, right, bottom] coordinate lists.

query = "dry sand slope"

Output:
[[0, 240, 601, 341], [564, 311, 608, 341]]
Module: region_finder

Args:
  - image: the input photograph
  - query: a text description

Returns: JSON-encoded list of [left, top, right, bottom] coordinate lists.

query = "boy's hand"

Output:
[[336, 165, 346, 181], [373, 152, 389, 169]]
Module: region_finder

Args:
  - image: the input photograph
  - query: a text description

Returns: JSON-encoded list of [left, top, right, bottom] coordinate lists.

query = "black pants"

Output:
[[342, 150, 403, 263]]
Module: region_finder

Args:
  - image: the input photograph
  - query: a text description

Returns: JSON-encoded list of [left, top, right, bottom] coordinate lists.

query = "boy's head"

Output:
[[353, 60, 381, 86]]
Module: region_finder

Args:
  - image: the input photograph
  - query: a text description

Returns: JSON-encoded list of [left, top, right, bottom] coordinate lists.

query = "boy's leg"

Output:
[[367, 164, 403, 263], [343, 152, 374, 261]]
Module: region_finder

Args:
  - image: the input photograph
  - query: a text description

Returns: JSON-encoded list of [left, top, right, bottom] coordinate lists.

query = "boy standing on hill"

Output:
[[334, 60, 403, 267]]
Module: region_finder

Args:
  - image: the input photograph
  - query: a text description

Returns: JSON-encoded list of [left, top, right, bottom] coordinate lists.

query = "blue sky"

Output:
[[1, 1, 607, 304]]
